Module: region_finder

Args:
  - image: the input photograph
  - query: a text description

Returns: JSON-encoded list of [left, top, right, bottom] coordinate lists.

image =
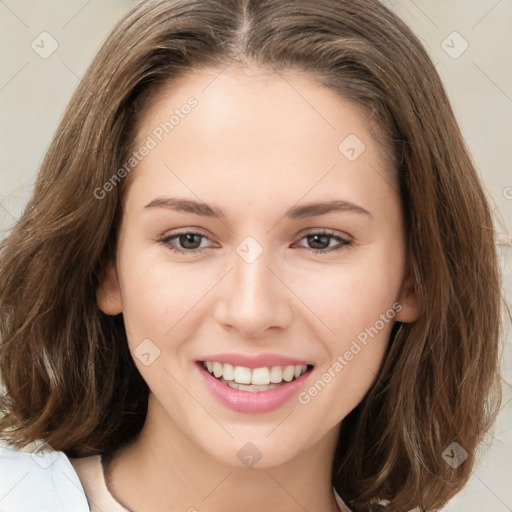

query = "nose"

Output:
[[213, 243, 294, 338]]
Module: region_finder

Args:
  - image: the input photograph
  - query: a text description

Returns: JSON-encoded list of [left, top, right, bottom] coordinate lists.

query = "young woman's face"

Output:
[[98, 66, 419, 468]]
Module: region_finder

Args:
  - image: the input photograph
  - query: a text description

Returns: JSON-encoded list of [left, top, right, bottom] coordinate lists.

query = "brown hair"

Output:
[[0, 0, 503, 510]]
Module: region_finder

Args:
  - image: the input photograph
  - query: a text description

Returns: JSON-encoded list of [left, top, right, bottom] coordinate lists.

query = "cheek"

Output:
[[291, 247, 404, 340], [116, 244, 182, 338], [116, 242, 224, 346], [298, 265, 399, 420]]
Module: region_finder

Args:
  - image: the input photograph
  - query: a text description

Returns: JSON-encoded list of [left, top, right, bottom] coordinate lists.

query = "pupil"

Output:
[[181, 233, 200, 249], [308, 234, 328, 249]]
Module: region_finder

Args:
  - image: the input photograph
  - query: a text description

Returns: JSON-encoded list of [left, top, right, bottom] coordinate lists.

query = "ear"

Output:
[[394, 268, 421, 323], [96, 260, 123, 315]]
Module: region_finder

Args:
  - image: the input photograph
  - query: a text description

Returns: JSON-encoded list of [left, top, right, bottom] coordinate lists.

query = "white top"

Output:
[[0, 444, 89, 511], [0, 444, 352, 511]]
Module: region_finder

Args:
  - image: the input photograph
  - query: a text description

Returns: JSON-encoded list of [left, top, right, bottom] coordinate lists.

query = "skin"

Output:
[[97, 65, 419, 512]]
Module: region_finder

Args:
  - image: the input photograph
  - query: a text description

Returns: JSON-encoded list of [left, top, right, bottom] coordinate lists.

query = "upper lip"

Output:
[[197, 352, 313, 369]]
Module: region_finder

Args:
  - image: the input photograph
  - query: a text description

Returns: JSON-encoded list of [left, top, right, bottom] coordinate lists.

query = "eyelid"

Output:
[[295, 227, 353, 241]]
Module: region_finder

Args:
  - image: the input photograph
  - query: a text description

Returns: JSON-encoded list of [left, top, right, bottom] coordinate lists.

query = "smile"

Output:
[[196, 359, 314, 413], [202, 361, 310, 391]]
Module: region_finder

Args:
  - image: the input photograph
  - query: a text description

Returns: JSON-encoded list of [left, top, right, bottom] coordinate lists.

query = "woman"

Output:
[[0, 0, 502, 510]]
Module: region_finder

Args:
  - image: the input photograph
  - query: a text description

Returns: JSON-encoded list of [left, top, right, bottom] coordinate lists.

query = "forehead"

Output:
[[126, 66, 397, 215], [136, 65, 377, 151]]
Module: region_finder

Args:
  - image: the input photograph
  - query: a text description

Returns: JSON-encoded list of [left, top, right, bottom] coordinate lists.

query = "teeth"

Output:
[[213, 362, 223, 378], [251, 367, 270, 385], [233, 366, 252, 384], [202, 361, 309, 386], [222, 363, 235, 381], [269, 366, 282, 383], [282, 366, 295, 382], [225, 378, 280, 392]]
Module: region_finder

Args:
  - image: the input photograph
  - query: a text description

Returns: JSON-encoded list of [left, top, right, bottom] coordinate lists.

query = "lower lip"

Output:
[[196, 362, 312, 413]]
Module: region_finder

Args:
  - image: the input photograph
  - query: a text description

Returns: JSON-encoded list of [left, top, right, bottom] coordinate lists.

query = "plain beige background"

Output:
[[0, 1, 511, 510]]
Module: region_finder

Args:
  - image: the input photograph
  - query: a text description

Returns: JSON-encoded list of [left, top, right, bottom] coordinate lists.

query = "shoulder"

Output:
[[0, 443, 90, 512]]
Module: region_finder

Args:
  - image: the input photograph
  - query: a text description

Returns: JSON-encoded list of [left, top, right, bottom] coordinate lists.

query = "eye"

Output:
[[295, 231, 353, 254], [159, 229, 353, 255], [159, 230, 215, 254]]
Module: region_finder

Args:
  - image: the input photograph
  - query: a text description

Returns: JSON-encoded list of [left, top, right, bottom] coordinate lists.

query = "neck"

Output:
[[106, 394, 342, 512]]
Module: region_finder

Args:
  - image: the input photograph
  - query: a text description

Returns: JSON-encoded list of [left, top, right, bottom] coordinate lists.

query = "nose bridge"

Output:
[[213, 235, 292, 337]]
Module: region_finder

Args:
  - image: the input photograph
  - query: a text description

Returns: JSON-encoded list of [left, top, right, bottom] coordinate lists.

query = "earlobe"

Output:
[[96, 260, 123, 315], [395, 271, 421, 323]]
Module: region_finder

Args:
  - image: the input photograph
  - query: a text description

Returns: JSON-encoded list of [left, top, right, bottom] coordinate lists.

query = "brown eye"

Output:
[[176, 233, 203, 250], [160, 231, 213, 254], [296, 231, 353, 254], [306, 234, 331, 250]]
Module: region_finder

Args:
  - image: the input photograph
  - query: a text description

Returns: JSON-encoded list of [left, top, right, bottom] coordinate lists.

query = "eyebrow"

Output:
[[144, 197, 372, 220]]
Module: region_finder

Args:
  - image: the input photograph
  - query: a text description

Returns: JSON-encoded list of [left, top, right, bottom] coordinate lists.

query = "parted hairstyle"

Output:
[[0, 0, 503, 510]]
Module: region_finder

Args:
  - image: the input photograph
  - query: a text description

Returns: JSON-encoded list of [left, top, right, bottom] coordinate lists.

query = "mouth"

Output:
[[200, 361, 313, 392], [196, 359, 314, 413]]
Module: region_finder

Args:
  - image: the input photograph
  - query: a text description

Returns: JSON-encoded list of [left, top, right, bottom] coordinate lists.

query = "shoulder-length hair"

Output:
[[0, 0, 502, 510]]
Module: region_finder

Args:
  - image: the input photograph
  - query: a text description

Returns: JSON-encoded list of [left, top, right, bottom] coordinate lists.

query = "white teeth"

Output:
[[251, 367, 270, 385], [282, 366, 295, 382], [269, 366, 283, 383], [202, 361, 309, 387], [213, 362, 223, 378], [222, 363, 235, 381], [233, 365, 252, 384], [225, 378, 280, 392]]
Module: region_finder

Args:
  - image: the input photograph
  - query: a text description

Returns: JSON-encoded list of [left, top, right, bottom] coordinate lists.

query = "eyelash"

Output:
[[158, 229, 353, 255]]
